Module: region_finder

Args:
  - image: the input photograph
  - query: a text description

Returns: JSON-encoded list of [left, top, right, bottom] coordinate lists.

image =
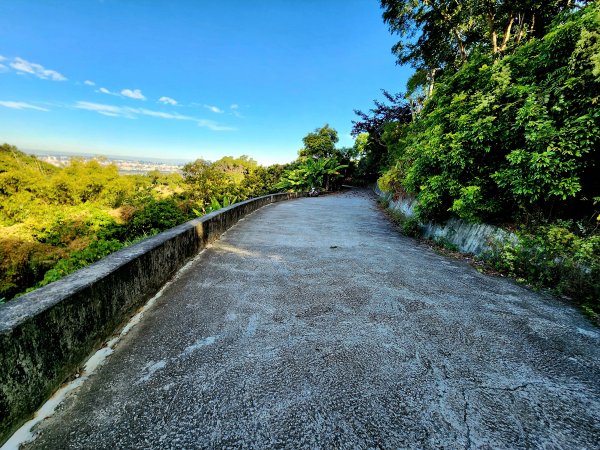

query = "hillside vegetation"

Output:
[[354, 2, 599, 311], [0, 144, 285, 301]]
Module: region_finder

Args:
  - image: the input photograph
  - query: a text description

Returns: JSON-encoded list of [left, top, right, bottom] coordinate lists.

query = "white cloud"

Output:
[[0, 64, 7, 72], [75, 101, 192, 121], [204, 104, 224, 114], [74, 100, 235, 131], [197, 119, 235, 131], [75, 101, 128, 117], [229, 104, 244, 118], [135, 108, 193, 120], [9, 57, 67, 81], [97, 87, 120, 96], [159, 96, 177, 106], [0, 101, 49, 111], [121, 88, 146, 100], [84, 80, 96, 86], [0, 55, 6, 62]]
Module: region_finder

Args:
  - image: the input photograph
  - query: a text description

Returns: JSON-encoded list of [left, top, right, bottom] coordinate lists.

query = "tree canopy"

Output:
[[298, 124, 339, 159], [381, 0, 593, 68]]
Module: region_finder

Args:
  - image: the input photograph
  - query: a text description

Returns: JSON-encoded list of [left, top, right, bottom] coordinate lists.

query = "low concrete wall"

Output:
[[0, 192, 304, 443], [375, 186, 513, 256]]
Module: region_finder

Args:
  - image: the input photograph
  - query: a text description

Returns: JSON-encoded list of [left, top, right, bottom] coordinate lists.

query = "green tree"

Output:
[[212, 155, 258, 184], [352, 91, 413, 181], [126, 198, 187, 238], [182, 159, 229, 204], [298, 124, 339, 159]]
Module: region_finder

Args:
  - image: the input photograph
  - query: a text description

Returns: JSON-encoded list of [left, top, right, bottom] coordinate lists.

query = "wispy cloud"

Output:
[[0, 55, 6, 62], [97, 87, 119, 96], [121, 88, 145, 100], [75, 101, 128, 117], [159, 96, 177, 106], [75, 101, 235, 131], [0, 101, 49, 111], [135, 108, 193, 120], [204, 104, 224, 114], [0, 64, 7, 72], [197, 119, 235, 131], [9, 57, 67, 81], [84, 80, 95, 86], [229, 103, 244, 118]]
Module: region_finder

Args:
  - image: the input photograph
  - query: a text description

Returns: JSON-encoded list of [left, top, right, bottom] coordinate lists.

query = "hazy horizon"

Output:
[[23, 147, 192, 165]]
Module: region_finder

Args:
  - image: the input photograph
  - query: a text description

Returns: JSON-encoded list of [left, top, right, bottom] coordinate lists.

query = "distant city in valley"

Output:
[[27, 149, 187, 174]]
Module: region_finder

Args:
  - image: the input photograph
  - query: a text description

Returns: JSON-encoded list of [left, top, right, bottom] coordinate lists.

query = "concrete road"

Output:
[[26, 191, 600, 449]]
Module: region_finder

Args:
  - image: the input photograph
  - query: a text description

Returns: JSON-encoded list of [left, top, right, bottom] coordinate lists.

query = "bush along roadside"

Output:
[[484, 224, 599, 321], [378, 197, 600, 324], [379, 199, 422, 238]]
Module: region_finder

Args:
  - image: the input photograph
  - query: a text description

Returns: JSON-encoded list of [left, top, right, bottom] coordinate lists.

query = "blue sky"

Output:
[[0, 0, 411, 165]]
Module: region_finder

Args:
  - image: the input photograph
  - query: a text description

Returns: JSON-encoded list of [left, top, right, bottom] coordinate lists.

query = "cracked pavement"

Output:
[[25, 190, 600, 449]]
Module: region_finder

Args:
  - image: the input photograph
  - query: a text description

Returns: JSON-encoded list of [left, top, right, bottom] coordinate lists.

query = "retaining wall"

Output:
[[375, 186, 513, 256], [0, 192, 305, 444]]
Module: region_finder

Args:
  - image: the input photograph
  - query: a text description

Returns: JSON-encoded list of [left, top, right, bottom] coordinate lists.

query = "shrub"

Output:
[[485, 224, 600, 309], [387, 208, 422, 238], [32, 239, 124, 290], [402, 216, 422, 238], [125, 199, 186, 239], [433, 236, 459, 252]]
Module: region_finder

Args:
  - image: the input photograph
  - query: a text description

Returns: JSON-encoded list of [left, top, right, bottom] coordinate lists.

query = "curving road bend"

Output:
[[25, 190, 600, 449]]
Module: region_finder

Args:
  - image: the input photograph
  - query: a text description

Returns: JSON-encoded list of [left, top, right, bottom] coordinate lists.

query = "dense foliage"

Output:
[[382, 6, 599, 224], [352, 91, 413, 180], [0, 144, 284, 301], [485, 223, 600, 306]]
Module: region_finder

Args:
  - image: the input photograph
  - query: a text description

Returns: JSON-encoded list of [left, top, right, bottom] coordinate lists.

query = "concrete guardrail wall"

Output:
[[0, 192, 305, 443]]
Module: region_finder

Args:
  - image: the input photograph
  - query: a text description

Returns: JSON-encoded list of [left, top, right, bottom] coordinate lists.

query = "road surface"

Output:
[[25, 190, 600, 449]]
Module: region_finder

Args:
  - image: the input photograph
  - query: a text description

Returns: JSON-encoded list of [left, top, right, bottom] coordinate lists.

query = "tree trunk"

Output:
[[487, 12, 498, 53], [409, 98, 417, 121], [439, 8, 467, 63], [427, 68, 438, 99], [452, 29, 467, 61], [498, 15, 515, 52], [515, 13, 526, 45]]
